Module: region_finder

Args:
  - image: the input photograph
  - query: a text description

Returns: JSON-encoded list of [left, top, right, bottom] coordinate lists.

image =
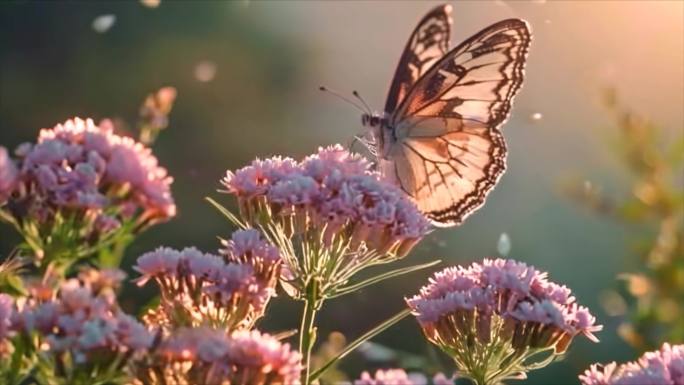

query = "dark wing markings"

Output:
[[385, 4, 453, 113]]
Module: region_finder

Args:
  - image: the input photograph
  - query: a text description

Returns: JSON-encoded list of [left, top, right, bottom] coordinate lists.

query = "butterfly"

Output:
[[360, 4, 532, 227]]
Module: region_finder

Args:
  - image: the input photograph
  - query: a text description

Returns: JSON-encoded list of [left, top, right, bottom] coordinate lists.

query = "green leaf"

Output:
[[138, 295, 161, 318], [0, 274, 27, 297], [308, 308, 411, 382], [8, 336, 27, 383], [617, 199, 648, 222], [329, 259, 441, 298], [668, 136, 684, 165], [95, 232, 135, 268]]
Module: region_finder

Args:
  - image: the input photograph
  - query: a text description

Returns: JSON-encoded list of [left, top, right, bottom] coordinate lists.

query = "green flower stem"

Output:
[[308, 307, 411, 383], [329, 259, 441, 298], [299, 279, 323, 385]]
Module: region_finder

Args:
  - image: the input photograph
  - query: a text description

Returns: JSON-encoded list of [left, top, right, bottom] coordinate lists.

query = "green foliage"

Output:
[[0, 254, 27, 297], [566, 88, 684, 351]]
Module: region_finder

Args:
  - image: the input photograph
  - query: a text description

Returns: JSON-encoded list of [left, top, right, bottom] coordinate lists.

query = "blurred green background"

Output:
[[1, 1, 682, 384]]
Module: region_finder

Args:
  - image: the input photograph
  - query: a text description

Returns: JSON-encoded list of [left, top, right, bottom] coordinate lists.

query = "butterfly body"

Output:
[[362, 4, 531, 227], [361, 112, 391, 157]]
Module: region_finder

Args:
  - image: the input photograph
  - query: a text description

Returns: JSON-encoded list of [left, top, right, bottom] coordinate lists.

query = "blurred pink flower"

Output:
[[432, 373, 457, 385], [580, 343, 684, 385], [227, 330, 303, 384], [153, 327, 302, 385], [0, 147, 18, 203], [355, 369, 414, 385], [156, 327, 213, 361], [0, 294, 14, 342], [354, 368, 455, 385], [78, 268, 126, 294]]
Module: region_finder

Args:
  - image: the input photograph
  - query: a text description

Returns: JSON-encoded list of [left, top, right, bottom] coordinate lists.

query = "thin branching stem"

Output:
[[299, 280, 323, 385], [308, 308, 411, 383]]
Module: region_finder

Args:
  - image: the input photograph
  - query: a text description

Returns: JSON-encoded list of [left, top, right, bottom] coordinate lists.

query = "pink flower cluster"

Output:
[[134, 230, 280, 330], [0, 118, 175, 239], [0, 147, 17, 204], [0, 293, 13, 354], [143, 327, 302, 385], [77, 267, 127, 294], [580, 343, 684, 385], [407, 259, 602, 354], [11, 277, 151, 364], [222, 145, 430, 257], [220, 228, 282, 289], [354, 369, 455, 385]]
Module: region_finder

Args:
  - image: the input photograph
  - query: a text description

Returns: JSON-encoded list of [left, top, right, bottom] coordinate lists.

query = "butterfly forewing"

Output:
[[384, 4, 453, 114], [384, 17, 531, 227]]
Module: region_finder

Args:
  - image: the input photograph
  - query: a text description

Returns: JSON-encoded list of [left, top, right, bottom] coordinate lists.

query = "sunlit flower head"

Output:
[[354, 368, 456, 385], [227, 330, 303, 384], [0, 294, 14, 355], [580, 343, 684, 385], [0, 118, 175, 264], [134, 246, 276, 331], [146, 327, 302, 385], [220, 229, 282, 288], [223, 145, 429, 254], [407, 258, 602, 384], [0, 147, 18, 204], [221, 145, 430, 299], [30, 118, 173, 219], [355, 369, 413, 385], [78, 267, 127, 294], [11, 277, 151, 367]]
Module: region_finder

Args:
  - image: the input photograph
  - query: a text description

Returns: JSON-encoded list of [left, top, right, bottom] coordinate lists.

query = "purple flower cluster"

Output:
[[0, 294, 13, 355], [77, 267, 127, 294], [0, 118, 175, 246], [222, 145, 430, 258], [407, 259, 601, 354], [134, 230, 280, 331], [144, 327, 302, 385], [11, 277, 151, 364], [580, 343, 684, 385], [354, 369, 456, 385], [220, 228, 282, 289], [0, 147, 17, 204]]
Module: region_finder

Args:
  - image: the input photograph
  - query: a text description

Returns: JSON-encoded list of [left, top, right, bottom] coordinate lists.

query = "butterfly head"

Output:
[[361, 113, 384, 128]]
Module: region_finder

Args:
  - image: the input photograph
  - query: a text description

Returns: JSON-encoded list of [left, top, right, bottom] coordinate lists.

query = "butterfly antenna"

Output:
[[319, 86, 366, 113], [352, 90, 372, 114]]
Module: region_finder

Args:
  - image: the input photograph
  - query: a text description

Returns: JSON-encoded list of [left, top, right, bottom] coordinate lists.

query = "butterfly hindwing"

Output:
[[384, 18, 531, 227], [384, 4, 453, 114], [383, 118, 507, 226]]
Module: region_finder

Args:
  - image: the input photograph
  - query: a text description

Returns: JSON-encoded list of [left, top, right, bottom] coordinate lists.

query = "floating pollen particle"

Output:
[[194, 61, 217, 83], [140, 0, 161, 8], [92, 15, 116, 34], [497, 233, 511, 256]]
